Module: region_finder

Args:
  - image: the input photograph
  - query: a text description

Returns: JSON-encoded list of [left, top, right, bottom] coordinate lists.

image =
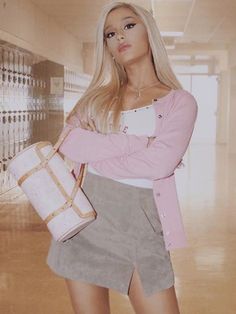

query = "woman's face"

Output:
[[104, 7, 150, 67]]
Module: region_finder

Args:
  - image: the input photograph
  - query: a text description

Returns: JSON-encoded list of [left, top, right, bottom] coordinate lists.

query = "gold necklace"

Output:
[[126, 81, 162, 99]]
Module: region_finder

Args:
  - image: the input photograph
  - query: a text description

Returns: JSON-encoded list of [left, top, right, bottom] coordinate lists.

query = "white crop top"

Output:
[[87, 102, 156, 188]]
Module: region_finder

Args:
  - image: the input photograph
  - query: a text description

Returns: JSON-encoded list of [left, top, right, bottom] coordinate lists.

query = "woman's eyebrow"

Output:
[[104, 16, 135, 32]]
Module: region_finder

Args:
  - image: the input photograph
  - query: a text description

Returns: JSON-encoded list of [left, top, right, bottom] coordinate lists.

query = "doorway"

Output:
[[177, 74, 218, 144]]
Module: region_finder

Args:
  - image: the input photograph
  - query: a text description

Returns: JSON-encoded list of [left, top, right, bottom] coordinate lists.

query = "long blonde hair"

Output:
[[65, 1, 182, 134]]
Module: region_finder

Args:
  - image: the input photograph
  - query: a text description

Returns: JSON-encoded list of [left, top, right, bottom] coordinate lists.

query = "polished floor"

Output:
[[0, 143, 235, 314]]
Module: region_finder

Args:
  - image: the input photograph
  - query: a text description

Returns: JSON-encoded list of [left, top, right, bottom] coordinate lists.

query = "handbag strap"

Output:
[[44, 125, 74, 162]]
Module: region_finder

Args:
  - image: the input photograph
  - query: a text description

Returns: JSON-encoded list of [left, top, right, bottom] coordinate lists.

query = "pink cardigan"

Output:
[[58, 89, 198, 251]]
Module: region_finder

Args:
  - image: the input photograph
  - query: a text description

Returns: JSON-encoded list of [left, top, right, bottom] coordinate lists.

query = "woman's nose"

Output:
[[116, 32, 125, 40]]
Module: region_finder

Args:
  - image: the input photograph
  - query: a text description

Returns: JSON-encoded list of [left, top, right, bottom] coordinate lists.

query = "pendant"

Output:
[[135, 91, 140, 99]]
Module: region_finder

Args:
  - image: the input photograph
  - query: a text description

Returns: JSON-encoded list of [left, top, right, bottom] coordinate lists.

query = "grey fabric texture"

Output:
[[46, 171, 175, 297]]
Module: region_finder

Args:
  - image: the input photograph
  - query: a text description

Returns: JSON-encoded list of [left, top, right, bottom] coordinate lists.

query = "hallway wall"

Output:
[[227, 41, 236, 154], [0, 0, 83, 72]]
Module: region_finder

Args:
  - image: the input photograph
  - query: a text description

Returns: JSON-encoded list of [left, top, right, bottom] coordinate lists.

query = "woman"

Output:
[[46, 2, 198, 313]]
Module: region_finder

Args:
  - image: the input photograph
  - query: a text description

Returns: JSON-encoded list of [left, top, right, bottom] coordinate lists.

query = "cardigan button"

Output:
[[156, 192, 161, 197], [158, 114, 163, 118]]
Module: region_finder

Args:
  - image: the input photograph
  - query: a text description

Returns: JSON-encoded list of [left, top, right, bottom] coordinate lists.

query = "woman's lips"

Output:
[[118, 44, 131, 53]]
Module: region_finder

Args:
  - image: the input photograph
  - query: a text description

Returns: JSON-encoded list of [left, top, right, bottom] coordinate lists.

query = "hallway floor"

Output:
[[0, 143, 235, 314]]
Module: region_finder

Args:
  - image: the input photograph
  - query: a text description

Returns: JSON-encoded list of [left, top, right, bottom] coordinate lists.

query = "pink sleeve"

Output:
[[58, 112, 149, 162], [89, 92, 198, 180]]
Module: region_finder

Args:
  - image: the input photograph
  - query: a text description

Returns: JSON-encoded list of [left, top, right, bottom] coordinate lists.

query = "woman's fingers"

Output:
[[88, 117, 97, 131], [79, 119, 89, 130], [79, 117, 97, 131]]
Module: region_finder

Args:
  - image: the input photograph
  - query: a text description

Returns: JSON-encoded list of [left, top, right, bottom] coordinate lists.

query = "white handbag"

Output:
[[7, 125, 97, 242]]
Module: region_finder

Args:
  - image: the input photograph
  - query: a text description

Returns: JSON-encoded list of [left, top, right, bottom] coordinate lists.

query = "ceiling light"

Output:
[[161, 32, 184, 37], [165, 45, 175, 50]]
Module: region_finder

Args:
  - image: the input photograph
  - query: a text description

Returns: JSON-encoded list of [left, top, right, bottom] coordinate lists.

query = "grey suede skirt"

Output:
[[46, 171, 175, 297]]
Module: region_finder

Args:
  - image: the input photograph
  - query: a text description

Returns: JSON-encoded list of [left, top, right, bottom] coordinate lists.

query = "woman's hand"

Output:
[[80, 117, 97, 132], [147, 136, 156, 147]]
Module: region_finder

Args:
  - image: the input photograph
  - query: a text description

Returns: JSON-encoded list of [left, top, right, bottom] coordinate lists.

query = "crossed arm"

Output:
[[59, 92, 198, 181], [59, 113, 151, 162]]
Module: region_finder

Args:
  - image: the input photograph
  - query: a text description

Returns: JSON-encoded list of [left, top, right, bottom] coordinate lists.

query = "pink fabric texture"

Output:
[[58, 89, 198, 251]]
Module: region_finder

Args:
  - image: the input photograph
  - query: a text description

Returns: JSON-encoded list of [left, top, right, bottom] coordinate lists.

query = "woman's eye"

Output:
[[106, 31, 115, 39], [124, 23, 136, 30], [105, 23, 136, 39]]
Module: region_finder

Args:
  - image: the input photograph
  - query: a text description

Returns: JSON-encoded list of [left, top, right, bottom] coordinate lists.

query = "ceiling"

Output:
[[29, 0, 236, 46], [29, 0, 235, 71]]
